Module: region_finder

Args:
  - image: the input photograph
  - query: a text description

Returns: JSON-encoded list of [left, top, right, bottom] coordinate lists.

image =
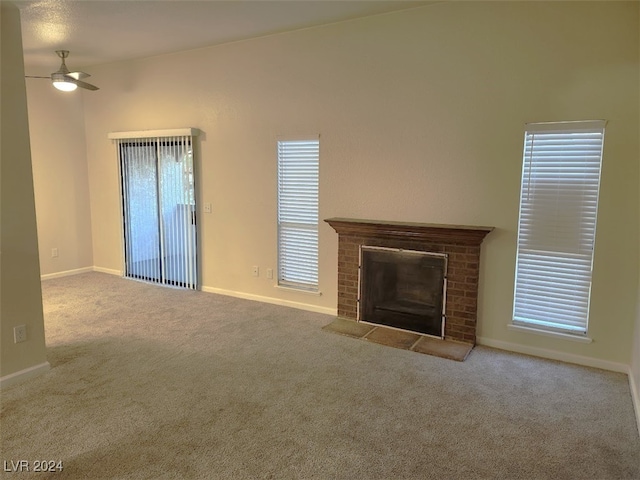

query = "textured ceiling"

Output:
[[17, 0, 433, 73]]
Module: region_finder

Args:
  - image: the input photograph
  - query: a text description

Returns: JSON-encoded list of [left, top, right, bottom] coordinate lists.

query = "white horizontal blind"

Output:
[[513, 121, 605, 334], [277, 139, 319, 291]]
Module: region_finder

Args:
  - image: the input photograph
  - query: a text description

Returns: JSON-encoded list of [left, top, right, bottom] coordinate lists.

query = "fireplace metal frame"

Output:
[[357, 245, 448, 338]]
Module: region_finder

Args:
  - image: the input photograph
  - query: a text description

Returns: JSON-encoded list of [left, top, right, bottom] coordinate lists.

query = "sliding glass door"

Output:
[[119, 136, 197, 289]]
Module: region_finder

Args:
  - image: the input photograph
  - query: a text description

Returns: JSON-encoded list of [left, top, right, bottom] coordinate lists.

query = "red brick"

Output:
[[329, 222, 490, 344]]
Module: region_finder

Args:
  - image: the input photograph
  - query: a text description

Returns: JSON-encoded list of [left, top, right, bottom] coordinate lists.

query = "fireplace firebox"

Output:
[[359, 246, 447, 337]]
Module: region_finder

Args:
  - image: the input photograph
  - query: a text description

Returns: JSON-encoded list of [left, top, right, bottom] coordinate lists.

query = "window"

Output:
[[513, 121, 605, 335], [277, 138, 319, 291]]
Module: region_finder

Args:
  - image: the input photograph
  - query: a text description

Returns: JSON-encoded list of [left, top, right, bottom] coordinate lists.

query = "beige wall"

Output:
[[632, 0, 640, 425], [1, 1, 48, 379], [27, 81, 93, 276], [633, 272, 640, 430], [29, 2, 637, 367]]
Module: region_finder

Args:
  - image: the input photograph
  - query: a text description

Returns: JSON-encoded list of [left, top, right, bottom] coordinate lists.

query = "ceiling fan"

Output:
[[26, 50, 99, 92]]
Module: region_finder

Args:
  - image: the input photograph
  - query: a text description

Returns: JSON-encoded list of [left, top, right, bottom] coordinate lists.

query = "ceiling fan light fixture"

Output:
[[52, 79, 78, 91], [25, 51, 99, 92]]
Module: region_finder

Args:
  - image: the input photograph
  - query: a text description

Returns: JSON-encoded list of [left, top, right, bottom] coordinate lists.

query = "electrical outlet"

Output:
[[51, 248, 59, 258], [14, 325, 27, 343], [266, 268, 273, 279], [203, 203, 212, 214], [252, 266, 259, 277]]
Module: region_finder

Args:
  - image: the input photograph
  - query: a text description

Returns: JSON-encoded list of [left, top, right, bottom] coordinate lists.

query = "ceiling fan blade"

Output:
[[75, 79, 99, 91], [25, 76, 51, 79], [67, 71, 90, 80]]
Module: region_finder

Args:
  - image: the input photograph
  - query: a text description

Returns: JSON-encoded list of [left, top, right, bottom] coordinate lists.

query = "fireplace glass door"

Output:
[[359, 246, 447, 337]]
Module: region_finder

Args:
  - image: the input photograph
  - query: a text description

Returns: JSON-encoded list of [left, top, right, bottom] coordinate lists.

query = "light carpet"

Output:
[[1, 272, 638, 479]]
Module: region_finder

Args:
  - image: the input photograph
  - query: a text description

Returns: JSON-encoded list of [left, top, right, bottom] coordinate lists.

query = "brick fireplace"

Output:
[[325, 218, 493, 344]]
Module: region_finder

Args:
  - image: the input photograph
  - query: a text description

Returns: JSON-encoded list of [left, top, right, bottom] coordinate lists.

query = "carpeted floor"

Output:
[[1, 272, 639, 479]]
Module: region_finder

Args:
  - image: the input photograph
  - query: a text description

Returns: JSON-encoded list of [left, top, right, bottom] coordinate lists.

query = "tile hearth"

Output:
[[322, 317, 473, 362]]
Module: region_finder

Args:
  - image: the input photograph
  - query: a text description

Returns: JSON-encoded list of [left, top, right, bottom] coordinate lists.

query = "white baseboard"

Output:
[[629, 369, 640, 437], [92, 266, 122, 276], [0, 362, 50, 389], [476, 336, 629, 373], [39, 267, 334, 316], [201, 285, 336, 316], [41, 266, 122, 281], [41, 267, 94, 281]]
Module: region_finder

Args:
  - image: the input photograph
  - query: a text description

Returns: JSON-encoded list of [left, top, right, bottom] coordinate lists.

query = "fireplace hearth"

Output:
[[325, 218, 493, 344]]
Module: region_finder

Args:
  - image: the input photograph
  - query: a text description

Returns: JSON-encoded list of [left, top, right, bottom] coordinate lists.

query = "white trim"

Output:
[[274, 285, 322, 296], [513, 125, 604, 335], [524, 120, 606, 132], [40, 266, 122, 280], [201, 285, 335, 316], [476, 336, 628, 373], [41, 267, 94, 281], [0, 362, 50, 389], [40, 268, 334, 316], [629, 368, 640, 436], [108, 128, 200, 140], [277, 138, 320, 291], [507, 324, 593, 344], [92, 266, 122, 276]]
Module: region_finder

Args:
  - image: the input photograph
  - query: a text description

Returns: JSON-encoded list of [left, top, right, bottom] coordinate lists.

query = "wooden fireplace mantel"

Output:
[[324, 218, 494, 245]]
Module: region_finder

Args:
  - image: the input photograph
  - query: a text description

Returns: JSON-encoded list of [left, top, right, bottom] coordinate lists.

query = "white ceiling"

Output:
[[17, 0, 433, 73]]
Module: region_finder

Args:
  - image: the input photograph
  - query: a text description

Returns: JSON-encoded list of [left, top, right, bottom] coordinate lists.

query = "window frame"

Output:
[[512, 120, 606, 337], [276, 137, 320, 292]]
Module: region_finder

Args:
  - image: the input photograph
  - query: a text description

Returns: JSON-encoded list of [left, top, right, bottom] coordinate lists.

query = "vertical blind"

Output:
[[513, 120, 605, 334], [277, 138, 319, 291], [111, 130, 198, 290]]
